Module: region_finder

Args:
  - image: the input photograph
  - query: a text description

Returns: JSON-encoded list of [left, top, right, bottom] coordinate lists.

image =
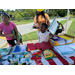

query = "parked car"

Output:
[[32, 22, 37, 29]]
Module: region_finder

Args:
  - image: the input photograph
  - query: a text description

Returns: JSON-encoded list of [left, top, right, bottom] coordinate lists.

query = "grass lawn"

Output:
[[22, 31, 38, 42], [12, 19, 34, 25], [67, 19, 75, 37], [60, 20, 67, 25]]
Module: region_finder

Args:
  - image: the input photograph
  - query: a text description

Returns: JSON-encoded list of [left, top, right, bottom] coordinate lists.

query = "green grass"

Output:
[[67, 19, 75, 37], [12, 19, 34, 25], [60, 20, 67, 25], [22, 31, 38, 42]]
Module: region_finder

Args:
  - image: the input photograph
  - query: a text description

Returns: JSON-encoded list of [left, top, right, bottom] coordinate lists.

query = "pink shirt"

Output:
[[0, 21, 16, 40]]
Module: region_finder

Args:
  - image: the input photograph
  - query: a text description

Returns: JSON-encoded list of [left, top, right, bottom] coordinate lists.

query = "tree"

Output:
[[57, 9, 67, 17], [45, 9, 58, 16], [16, 13, 22, 18], [25, 9, 36, 17], [23, 12, 29, 17], [15, 9, 25, 12]]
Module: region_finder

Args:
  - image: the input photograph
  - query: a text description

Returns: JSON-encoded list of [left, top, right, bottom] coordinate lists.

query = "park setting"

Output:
[[0, 9, 75, 65]]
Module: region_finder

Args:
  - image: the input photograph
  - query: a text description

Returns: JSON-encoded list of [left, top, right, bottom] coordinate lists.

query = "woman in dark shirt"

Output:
[[55, 21, 64, 35]]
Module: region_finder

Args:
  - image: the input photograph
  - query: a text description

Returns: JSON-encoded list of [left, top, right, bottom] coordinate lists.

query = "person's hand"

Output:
[[17, 41, 20, 45], [34, 24, 39, 29], [49, 33, 54, 38]]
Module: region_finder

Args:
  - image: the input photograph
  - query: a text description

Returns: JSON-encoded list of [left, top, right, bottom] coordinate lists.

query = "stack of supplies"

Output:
[[59, 35, 74, 43], [50, 36, 66, 45], [31, 49, 42, 60], [2, 52, 31, 65], [54, 43, 75, 58]]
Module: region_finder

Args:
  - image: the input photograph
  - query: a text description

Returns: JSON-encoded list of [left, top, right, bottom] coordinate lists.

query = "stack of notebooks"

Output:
[[50, 36, 66, 45], [54, 43, 75, 58], [50, 35, 74, 46], [59, 35, 74, 43]]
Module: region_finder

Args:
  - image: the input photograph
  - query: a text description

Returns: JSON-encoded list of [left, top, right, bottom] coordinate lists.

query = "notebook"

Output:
[[11, 45, 27, 54]]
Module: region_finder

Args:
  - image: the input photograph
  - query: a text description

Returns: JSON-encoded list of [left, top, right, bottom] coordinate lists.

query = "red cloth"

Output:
[[35, 43, 41, 49], [27, 43, 36, 51], [40, 42, 53, 50]]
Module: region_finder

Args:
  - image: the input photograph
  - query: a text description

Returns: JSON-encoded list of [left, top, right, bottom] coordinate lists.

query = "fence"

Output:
[[10, 17, 34, 22]]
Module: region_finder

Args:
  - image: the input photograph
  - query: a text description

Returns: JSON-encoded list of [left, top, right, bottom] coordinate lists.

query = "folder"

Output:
[[27, 43, 36, 51]]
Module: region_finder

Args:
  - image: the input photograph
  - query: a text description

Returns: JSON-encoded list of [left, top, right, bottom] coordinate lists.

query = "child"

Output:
[[0, 13, 20, 47], [55, 21, 64, 35], [38, 23, 53, 43]]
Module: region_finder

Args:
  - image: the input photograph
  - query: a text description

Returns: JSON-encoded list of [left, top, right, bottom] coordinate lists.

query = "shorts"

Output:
[[7, 39, 16, 47]]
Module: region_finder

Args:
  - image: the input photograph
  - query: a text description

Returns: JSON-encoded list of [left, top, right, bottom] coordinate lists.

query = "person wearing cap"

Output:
[[34, 9, 50, 42], [0, 13, 20, 47]]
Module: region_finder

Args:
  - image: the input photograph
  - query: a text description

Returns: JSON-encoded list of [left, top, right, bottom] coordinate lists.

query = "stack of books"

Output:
[[50, 36, 66, 45], [59, 35, 74, 43], [54, 43, 75, 58]]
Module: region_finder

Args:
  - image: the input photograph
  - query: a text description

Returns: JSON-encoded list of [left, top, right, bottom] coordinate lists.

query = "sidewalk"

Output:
[[0, 20, 73, 48]]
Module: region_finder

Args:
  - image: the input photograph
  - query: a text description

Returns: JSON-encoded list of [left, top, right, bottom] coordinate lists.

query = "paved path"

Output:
[[62, 20, 73, 33]]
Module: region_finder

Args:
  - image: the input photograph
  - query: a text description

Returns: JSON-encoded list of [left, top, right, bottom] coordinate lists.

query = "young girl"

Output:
[[0, 13, 20, 47], [39, 23, 53, 43]]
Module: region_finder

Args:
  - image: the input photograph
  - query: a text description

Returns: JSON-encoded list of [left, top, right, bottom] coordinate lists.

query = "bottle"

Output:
[[0, 51, 1, 59]]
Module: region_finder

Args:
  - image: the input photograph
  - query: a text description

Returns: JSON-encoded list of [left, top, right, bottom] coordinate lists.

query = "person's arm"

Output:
[[34, 16, 39, 29], [47, 21, 50, 27], [0, 30, 14, 37], [14, 27, 20, 45], [34, 22, 39, 29], [61, 23, 64, 31], [49, 32, 54, 38], [58, 21, 64, 31]]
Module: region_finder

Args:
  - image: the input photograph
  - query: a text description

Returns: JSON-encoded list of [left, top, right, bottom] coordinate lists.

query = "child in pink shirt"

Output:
[[0, 13, 20, 47]]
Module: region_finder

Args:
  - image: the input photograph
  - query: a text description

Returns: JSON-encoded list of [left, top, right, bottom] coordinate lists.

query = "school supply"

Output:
[[49, 34, 75, 46], [54, 44, 75, 58], [48, 18, 59, 35], [31, 49, 42, 55], [11, 45, 27, 54], [43, 49, 56, 60], [27, 43, 36, 51], [31, 49, 42, 60], [31, 54, 41, 60], [0, 47, 11, 56]]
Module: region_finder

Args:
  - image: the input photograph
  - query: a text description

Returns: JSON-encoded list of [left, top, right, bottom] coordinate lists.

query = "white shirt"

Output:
[[39, 31, 50, 43]]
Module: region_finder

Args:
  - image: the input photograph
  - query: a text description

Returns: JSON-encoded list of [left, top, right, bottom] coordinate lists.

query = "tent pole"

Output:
[[65, 9, 69, 34]]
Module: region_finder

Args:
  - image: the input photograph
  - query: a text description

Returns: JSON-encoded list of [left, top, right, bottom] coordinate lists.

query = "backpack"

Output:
[[12, 30, 22, 44]]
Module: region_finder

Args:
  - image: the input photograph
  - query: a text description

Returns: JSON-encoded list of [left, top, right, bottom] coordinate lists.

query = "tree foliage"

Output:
[[0, 9, 75, 19]]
